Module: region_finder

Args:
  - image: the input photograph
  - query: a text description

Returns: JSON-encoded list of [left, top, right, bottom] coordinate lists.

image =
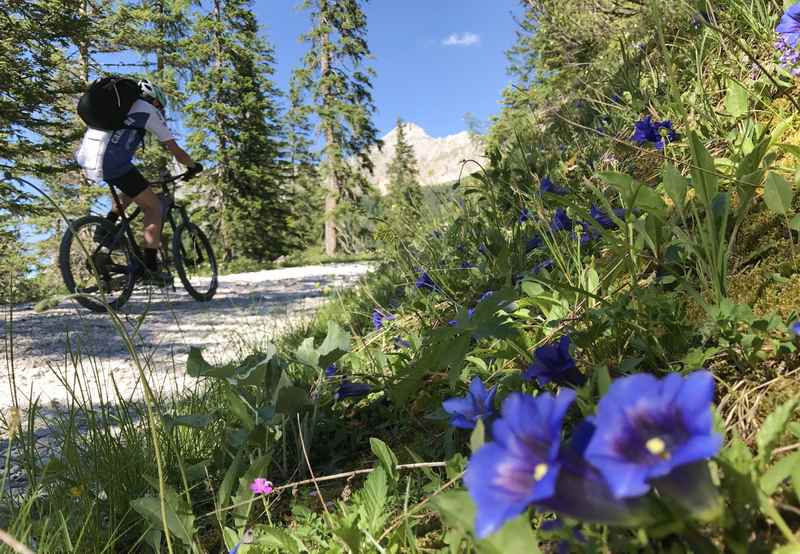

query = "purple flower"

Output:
[[335, 381, 372, 401], [478, 290, 494, 303], [325, 363, 337, 379], [631, 116, 678, 150], [523, 335, 585, 387], [249, 478, 273, 495], [526, 234, 544, 252], [550, 208, 573, 232], [394, 336, 411, 349], [572, 221, 598, 245], [777, 2, 800, 48], [442, 377, 497, 429], [415, 271, 437, 292], [519, 208, 532, 223], [540, 177, 568, 195], [791, 320, 800, 336], [532, 259, 554, 274], [464, 390, 575, 538], [371, 309, 395, 331], [590, 206, 626, 229], [584, 371, 723, 501]]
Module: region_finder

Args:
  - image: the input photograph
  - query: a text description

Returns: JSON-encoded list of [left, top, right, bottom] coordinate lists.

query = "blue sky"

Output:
[[260, 0, 521, 138]]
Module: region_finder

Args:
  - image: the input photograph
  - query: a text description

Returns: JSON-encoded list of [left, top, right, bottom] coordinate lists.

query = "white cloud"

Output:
[[442, 32, 480, 47]]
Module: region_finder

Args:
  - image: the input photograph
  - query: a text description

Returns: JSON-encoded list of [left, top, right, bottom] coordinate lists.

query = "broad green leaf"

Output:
[[295, 337, 319, 368], [760, 451, 800, 495], [218, 448, 244, 509], [162, 413, 214, 432], [130, 495, 194, 546], [597, 171, 634, 188], [226, 389, 255, 431], [596, 365, 611, 397], [433, 490, 476, 533], [186, 347, 275, 385], [256, 528, 301, 554], [724, 80, 748, 118], [789, 214, 800, 232], [359, 466, 389, 534], [275, 386, 309, 416], [318, 321, 351, 368], [232, 453, 272, 524], [773, 545, 800, 554], [479, 513, 540, 554], [663, 163, 687, 214], [470, 419, 485, 454], [757, 399, 799, 462], [370, 437, 399, 482], [763, 172, 794, 216], [187, 346, 234, 379]]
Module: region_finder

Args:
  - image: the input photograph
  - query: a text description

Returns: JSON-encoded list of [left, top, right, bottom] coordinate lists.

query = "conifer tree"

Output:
[[386, 117, 422, 207], [292, 0, 381, 256], [184, 0, 292, 261]]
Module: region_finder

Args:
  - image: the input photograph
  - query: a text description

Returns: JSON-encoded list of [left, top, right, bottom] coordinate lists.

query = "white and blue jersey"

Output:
[[75, 99, 174, 182]]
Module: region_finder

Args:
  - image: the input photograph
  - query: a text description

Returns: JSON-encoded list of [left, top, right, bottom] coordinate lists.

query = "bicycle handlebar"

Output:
[[150, 169, 196, 186]]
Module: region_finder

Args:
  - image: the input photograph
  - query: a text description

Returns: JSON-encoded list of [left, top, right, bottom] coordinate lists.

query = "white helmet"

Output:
[[138, 79, 168, 111]]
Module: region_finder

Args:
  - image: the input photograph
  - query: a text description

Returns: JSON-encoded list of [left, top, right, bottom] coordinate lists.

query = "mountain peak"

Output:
[[383, 122, 429, 140]]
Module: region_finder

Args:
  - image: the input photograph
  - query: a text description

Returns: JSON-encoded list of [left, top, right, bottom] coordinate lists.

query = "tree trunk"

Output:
[[319, 0, 337, 256]]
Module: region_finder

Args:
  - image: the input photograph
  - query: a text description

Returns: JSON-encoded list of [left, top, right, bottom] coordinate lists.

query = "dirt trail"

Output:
[[0, 262, 372, 412]]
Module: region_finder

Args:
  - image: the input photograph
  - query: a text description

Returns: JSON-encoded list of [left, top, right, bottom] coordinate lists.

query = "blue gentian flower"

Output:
[[526, 234, 544, 252], [478, 290, 494, 303], [532, 259, 555, 274], [550, 208, 573, 232], [464, 390, 575, 538], [632, 116, 678, 150], [572, 221, 597, 245], [460, 260, 476, 270], [415, 271, 437, 292], [590, 206, 626, 229], [540, 177, 568, 195], [442, 377, 497, 429], [584, 371, 723, 500], [371, 309, 395, 331], [519, 208, 532, 223], [335, 381, 372, 401], [523, 335, 585, 387], [777, 2, 800, 48], [791, 320, 800, 336], [325, 363, 337, 379], [536, 420, 655, 528], [394, 336, 411, 349]]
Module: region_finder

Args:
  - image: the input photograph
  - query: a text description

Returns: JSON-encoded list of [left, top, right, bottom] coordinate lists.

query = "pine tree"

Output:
[[292, 0, 381, 256], [184, 0, 292, 261], [386, 117, 422, 207]]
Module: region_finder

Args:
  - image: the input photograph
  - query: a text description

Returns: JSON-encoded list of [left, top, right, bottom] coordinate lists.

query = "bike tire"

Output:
[[58, 215, 135, 313], [172, 223, 218, 301]]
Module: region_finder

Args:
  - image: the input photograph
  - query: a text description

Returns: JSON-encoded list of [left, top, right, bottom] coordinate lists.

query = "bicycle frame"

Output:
[[93, 170, 194, 267]]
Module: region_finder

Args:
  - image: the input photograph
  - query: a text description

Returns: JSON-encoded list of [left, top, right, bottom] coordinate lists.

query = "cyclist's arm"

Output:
[[162, 140, 198, 169]]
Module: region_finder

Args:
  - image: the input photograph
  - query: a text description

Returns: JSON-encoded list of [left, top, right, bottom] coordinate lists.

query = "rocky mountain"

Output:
[[365, 123, 484, 194]]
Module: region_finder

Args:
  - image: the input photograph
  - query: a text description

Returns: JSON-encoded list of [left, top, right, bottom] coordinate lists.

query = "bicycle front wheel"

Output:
[[172, 223, 218, 301], [58, 215, 135, 313]]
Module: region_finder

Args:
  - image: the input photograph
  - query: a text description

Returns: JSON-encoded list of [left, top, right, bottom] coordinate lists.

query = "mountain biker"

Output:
[[75, 79, 202, 286]]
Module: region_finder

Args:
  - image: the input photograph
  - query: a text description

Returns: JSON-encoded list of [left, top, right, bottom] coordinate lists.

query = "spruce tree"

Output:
[[292, 0, 381, 256], [386, 117, 422, 207], [184, 0, 292, 261]]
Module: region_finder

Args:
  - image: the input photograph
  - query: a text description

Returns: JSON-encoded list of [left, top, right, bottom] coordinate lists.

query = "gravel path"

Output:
[[0, 262, 372, 413]]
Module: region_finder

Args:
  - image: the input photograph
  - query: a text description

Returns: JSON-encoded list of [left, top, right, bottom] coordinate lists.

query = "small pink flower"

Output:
[[249, 478, 273, 495]]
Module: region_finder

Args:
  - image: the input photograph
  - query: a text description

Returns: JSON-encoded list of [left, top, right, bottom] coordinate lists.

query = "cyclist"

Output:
[[75, 79, 202, 285]]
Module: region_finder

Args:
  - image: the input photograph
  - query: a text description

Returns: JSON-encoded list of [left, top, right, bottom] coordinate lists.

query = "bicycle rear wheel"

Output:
[[172, 223, 217, 301], [58, 215, 135, 313]]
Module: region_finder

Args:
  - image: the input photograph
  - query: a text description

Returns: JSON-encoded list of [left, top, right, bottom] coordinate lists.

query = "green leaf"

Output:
[[232, 453, 272, 524], [760, 451, 800, 495], [478, 513, 540, 554], [689, 132, 719, 208], [218, 448, 244, 509], [763, 172, 794, 216], [187, 346, 234, 379], [663, 163, 687, 214], [162, 413, 214, 432], [131, 494, 194, 546], [772, 545, 800, 554], [370, 437, 399, 482], [724, 79, 748, 118], [318, 321, 352, 368], [256, 528, 301, 554], [470, 419, 485, 454], [186, 346, 276, 385], [275, 386, 309, 416], [596, 365, 611, 397], [226, 389, 255, 432], [433, 490, 476, 533], [757, 398, 799, 462], [789, 214, 800, 232], [597, 171, 634, 188], [358, 466, 389, 534], [295, 337, 319, 368]]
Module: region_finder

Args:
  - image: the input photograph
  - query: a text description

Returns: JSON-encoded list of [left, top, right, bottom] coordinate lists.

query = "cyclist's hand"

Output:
[[186, 162, 203, 179]]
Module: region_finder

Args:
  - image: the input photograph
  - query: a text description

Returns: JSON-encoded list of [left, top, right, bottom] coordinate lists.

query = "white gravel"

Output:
[[0, 262, 373, 412]]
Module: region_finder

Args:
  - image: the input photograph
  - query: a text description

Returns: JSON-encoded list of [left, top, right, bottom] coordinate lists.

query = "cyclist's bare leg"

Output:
[[110, 192, 133, 214], [130, 187, 162, 249]]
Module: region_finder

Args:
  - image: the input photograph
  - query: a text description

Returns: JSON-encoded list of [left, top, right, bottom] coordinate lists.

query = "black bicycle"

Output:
[[58, 171, 218, 313]]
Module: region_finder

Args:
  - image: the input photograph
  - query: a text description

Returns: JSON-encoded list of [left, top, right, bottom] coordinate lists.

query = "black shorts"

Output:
[[107, 167, 150, 198]]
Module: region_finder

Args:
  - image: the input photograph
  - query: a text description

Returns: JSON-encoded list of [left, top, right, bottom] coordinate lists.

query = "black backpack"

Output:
[[77, 76, 140, 131]]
